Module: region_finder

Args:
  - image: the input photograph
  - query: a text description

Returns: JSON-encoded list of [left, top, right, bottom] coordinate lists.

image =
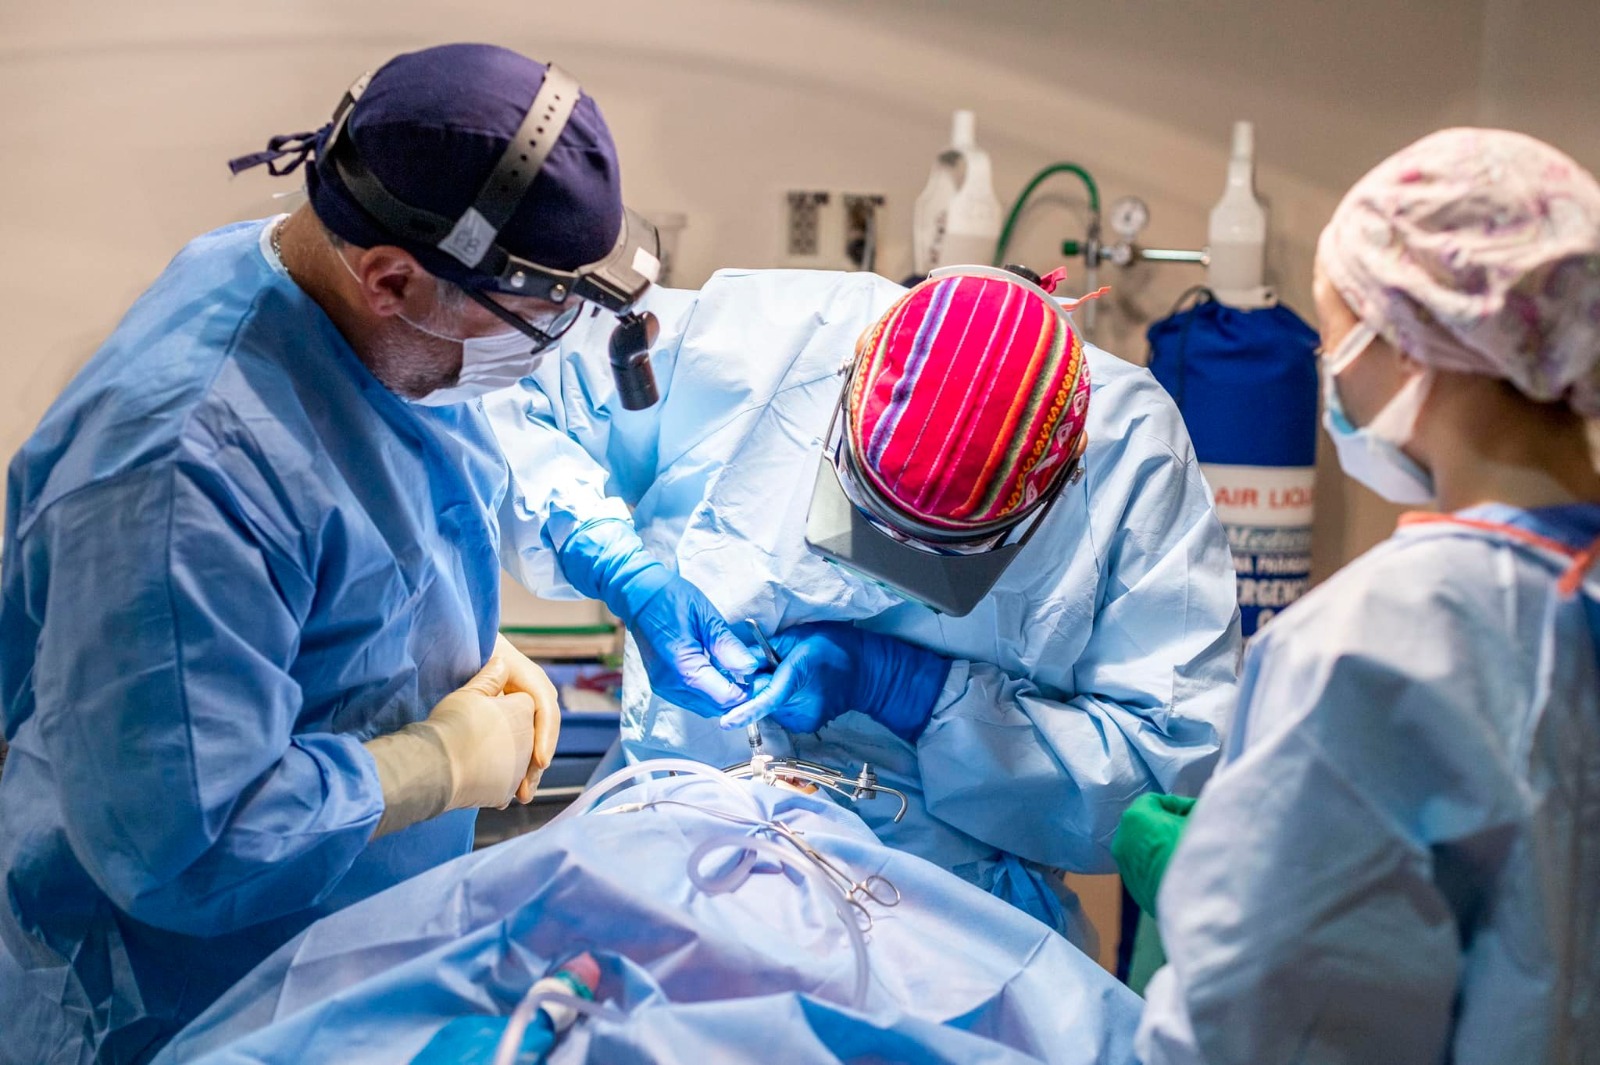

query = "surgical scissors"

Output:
[[767, 820, 901, 930], [615, 795, 902, 931]]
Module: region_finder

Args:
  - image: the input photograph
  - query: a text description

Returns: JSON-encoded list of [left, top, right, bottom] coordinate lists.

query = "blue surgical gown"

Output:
[[0, 219, 508, 1063], [488, 268, 1241, 938], [1137, 503, 1600, 1064]]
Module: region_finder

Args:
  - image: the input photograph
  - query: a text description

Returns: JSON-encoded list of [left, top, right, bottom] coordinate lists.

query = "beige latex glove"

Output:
[[493, 634, 562, 803], [365, 640, 561, 837]]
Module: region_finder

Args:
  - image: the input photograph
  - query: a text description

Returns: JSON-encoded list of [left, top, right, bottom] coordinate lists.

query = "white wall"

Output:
[[2, 0, 1596, 616]]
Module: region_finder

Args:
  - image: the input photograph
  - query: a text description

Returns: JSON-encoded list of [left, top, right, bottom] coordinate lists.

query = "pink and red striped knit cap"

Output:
[[844, 270, 1091, 534]]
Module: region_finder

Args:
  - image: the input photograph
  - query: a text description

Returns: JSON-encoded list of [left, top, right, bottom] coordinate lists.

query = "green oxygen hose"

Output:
[[993, 162, 1101, 266]]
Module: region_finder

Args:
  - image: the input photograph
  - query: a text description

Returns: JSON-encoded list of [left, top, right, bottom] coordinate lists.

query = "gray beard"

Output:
[[358, 322, 463, 400]]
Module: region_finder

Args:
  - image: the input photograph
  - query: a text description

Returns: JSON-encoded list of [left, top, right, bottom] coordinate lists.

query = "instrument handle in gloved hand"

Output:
[[557, 518, 761, 716], [719, 622, 949, 741]]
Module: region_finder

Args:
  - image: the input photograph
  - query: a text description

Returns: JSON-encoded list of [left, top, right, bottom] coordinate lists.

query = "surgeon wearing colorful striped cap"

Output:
[[490, 261, 1240, 940], [726, 265, 1099, 739]]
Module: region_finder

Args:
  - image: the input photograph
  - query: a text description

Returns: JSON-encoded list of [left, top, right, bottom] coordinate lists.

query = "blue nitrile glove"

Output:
[[557, 518, 761, 717], [719, 622, 951, 741]]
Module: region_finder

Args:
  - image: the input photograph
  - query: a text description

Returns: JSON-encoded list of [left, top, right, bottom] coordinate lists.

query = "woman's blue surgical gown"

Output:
[[1138, 503, 1600, 1064]]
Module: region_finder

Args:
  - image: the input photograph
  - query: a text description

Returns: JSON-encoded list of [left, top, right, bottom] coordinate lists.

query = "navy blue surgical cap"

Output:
[[239, 43, 625, 286]]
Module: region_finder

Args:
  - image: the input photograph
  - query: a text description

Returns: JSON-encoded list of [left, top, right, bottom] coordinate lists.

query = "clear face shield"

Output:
[[804, 265, 1087, 616]]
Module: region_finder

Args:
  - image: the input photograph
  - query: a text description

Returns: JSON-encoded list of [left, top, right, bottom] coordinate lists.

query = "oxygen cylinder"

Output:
[[1147, 297, 1320, 636]]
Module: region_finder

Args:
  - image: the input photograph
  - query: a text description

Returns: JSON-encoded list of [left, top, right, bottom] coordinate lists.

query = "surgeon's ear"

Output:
[[348, 245, 431, 319], [1069, 432, 1089, 463]]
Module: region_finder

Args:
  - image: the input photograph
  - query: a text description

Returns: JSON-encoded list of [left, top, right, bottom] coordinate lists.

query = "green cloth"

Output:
[[1111, 793, 1195, 919], [1127, 909, 1167, 996]]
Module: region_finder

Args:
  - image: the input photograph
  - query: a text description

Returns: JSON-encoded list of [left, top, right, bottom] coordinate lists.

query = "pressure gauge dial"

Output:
[[1108, 196, 1150, 241]]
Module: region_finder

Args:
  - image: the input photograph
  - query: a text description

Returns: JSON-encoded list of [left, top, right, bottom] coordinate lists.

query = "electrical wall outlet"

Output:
[[842, 193, 886, 272], [785, 190, 831, 257], [783, 190, 880, 271]]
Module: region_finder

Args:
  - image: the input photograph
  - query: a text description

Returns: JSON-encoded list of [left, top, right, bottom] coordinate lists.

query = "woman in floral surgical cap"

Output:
[[1133, 128, 1600, 1065]]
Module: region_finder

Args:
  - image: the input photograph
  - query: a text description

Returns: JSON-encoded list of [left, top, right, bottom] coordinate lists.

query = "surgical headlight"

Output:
[[321, 68, 663, 406]]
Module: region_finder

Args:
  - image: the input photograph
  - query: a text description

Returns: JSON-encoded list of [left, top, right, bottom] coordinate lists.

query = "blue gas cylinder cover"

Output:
[[1146, 298, 1320, 468], [1147, 297, 1321, 636]]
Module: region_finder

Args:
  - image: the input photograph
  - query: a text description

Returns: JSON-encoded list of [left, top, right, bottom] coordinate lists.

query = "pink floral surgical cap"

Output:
[[1317, 128, 1600, 414]]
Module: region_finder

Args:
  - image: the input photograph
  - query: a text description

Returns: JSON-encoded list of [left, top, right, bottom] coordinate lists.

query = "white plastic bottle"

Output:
[[913, 111, 1001, 273], [1207, 121, 1269, 306], [940, 112, 1001, 269], [911, 114, 963, 276]]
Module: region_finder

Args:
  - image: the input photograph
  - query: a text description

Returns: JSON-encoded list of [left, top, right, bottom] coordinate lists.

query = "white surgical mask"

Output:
[[409, 326, 545, 407], [1320, 320, 1436, 504], [336, 248, 550, 406]]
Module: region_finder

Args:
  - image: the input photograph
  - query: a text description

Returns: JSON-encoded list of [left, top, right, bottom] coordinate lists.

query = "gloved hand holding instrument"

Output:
[[720, 621, 951, 741], [557, 518, 762, 717], [364, 636, 561, 837]]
